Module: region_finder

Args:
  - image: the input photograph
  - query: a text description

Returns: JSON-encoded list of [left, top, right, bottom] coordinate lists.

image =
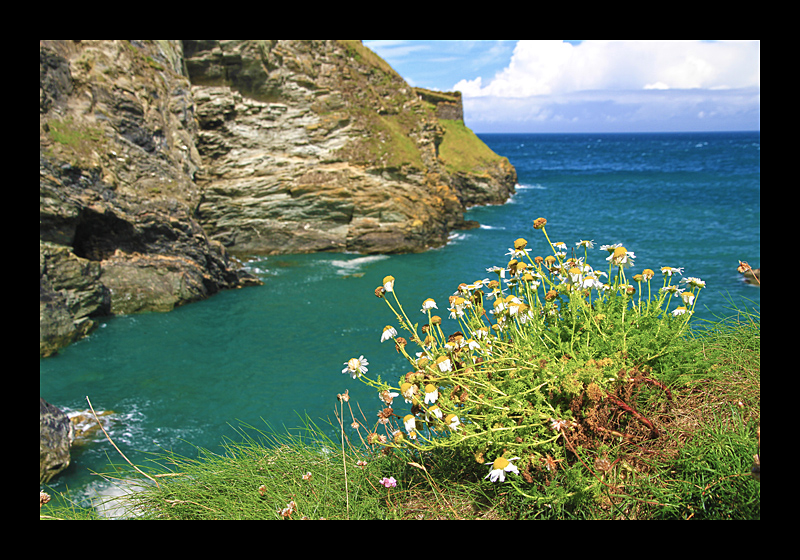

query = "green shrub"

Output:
[[344, 217, 708, 500]]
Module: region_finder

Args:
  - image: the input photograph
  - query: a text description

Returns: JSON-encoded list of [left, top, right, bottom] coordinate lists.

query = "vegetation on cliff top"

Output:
[[438, 119, 510, 175]]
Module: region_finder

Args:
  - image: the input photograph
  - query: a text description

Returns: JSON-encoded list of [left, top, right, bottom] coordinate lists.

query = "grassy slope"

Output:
[[41, 312, 759, 520]]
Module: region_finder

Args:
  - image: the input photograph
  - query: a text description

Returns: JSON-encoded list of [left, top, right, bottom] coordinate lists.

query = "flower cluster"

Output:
[[379, 476, 397, 488], [342, 217, 705, 489]]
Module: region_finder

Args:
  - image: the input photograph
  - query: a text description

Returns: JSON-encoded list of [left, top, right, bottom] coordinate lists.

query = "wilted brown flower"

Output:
[[533, 217, 547, 230], [594, 457, 613, 473], [737, 260, 752, 274], [541, 454, 560, 472]]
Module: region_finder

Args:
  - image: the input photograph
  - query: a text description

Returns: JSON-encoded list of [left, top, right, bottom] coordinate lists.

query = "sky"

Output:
[[362, 40, 760, 134]]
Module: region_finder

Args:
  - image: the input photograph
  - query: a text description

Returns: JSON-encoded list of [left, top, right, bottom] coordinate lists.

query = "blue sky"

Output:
[[363, 40, 760, 133]]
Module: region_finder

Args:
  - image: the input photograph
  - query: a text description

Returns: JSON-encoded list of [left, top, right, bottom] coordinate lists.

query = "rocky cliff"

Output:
[[39, 40, 261, 357], [39, 40, 517, 356], [185, 40, 516, 255]]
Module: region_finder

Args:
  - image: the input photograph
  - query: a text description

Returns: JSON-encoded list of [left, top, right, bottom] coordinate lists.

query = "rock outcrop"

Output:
[[184, 40, 516, 254], [39, 40, 517, 356], [40, 397, 74, 484], [40, 40, 260, 356]]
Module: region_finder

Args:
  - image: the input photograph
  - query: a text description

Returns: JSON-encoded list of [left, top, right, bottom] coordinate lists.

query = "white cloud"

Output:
[[456, 40, 759, 96], [453, 40, 760, 132]]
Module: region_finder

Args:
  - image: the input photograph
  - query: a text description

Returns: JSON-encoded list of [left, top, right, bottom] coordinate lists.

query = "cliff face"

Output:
[[184, 40, 516, 254], [39, 40, 260, 356], [39, 40, 517, 356]]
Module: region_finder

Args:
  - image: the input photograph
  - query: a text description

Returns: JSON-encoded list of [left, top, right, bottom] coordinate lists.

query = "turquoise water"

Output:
[[40, 131, 760, 503]]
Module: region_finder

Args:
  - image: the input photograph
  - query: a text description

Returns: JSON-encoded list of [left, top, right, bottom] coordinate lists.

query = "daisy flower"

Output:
[[661, 266, 684, 277], [420, 298, 438, 313], [660, 285, 683, 297], [382, 275, 395, 292], [491, 297, 506, 315], [445, 413, 461, 431], [486, 265, 506, 279], [682, 277, 706, 289], [424, 384, 439, 404], [467, 279, 490, 292], [380, 325, 397, 342], [425, 404, 443, 422], [506, 245, 530, 259], [607, 246, 635, 268], [400, 382, 417, 404], [601, 243, 623, 253], [342, 355, 368, 379], [448, 296, 469, 319], [403, 414, 416, 434], [580, 272, 605, 290], [472, 326, 490, 340], [485, 456, 520, 483], [434, 355, 452, 372]]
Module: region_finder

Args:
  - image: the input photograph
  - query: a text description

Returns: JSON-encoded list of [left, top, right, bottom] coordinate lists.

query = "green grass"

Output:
[[40, 310, 759, 520], [438, 118, 509, 174]]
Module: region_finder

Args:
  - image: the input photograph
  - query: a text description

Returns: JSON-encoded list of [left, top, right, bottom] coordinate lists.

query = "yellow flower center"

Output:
[[493, 457, 510, 469], [347, 358, 360, 370], [613, 247, 627, 259], [425, 384, 436, 394]]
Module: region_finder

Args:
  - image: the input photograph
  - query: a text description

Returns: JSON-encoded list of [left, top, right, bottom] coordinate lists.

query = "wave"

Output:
[[479, 224, 506, 230], [516, 183, 547, 190], [447, 231, 469, 244], [329, 254, 389, 275]]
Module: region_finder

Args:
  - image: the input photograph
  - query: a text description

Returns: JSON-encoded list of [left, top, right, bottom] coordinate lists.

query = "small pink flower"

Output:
[[379, 476, 397, 488]]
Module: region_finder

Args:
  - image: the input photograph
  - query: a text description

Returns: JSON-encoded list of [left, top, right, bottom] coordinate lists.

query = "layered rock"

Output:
[[40, 40, 259, 356], [39, 40, 517, 355], [184, 40, 516, 255]]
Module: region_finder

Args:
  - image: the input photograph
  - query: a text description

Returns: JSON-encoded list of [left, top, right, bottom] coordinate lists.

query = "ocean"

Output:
[[40, 131, 760, 507]]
